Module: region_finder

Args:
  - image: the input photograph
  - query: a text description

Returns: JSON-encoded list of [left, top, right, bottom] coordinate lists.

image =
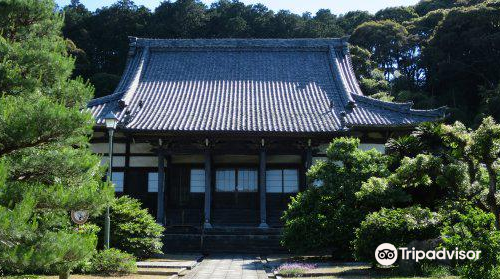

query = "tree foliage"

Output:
[[441, 207, 500, 279], [0, 0, 113, 277], [374, 6, 419, 23], [282, 116, 500, 266], [348, 117, 500, 271], [281, 138, 389, 258], [354, 206, 442, 264], [351, 20, 409, 79], [422, 2, 500, 124]]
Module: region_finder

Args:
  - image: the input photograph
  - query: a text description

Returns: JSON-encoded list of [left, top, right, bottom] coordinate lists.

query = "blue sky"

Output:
[[56, 0, 419, 14]]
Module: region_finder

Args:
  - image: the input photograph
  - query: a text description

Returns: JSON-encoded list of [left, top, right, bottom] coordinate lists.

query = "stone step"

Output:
[[137, 267, 183, 276], [137, 260, 199, 269]]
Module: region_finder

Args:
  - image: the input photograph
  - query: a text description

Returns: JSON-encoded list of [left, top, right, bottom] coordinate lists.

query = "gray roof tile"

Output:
[[88, 38, 445, 133]]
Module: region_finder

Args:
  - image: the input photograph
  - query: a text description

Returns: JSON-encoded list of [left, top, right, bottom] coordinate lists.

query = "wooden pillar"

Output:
[[203, 142, 213, 229], [124, 140, 130, 193], [301, 139, 313, 191], [306, 139, 313, 170], [306, 139, 313, 185], [156, 150, 165, 225], [259, 139, 268, 228]]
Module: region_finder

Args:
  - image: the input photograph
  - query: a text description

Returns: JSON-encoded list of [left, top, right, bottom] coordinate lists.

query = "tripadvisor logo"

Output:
[[375, 243, 398, 266], [375, 243, 481, 266]]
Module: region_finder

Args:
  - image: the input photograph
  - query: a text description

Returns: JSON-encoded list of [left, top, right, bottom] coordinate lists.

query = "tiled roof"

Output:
[[88, 38, 445, 133]]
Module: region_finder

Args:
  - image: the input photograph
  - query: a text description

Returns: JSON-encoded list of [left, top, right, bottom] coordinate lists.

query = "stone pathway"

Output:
[[183, 254, 268, 279]]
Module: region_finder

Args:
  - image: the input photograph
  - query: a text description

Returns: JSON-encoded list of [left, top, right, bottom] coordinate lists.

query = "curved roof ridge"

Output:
[[87, 40, 146, 109], [344, 48, 364, 96], [131, 37, 350, 49], [328, 45, 356, 109], [121, 46, 150, 106]]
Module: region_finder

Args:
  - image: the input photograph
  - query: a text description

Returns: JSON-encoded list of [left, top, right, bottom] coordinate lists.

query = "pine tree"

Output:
[[0, 0, 113, 278]]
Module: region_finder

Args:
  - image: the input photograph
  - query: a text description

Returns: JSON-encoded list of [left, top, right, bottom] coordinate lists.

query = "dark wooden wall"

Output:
[[123, 162, 299, 228]]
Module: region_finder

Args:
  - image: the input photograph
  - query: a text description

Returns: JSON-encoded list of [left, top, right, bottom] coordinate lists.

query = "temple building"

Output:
[[88, 37, 445, 252]]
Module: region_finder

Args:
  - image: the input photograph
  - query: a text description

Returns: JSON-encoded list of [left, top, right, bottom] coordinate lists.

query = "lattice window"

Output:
[[148, 172, 158, 193], [190, 169, 205, 193], [266, 169, 299, 193], [112, 172, 124, 192]]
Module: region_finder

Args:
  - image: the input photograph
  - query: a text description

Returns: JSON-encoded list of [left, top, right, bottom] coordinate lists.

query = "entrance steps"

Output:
[[137, 267, 182, 276], [163, 225, 287, 254], [136, 255, 202, 276]]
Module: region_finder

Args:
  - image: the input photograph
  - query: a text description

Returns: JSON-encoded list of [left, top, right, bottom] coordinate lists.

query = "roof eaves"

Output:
[[348, 122, 438, 129], [102, 126, 352, 138], [352, 94, 413, 112], [352, 94, 447, 118]]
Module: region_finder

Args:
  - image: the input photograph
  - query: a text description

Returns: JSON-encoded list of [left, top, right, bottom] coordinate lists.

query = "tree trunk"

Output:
[[486, 165, 500, 230], [59, 270, 70, 279]]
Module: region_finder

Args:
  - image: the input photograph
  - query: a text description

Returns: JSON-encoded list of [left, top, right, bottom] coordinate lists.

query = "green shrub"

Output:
[[281, 138, 390, 259], [490, 266, 500, 279], [353, 206, 442, 264], [94, 196, 164, 259], [89, 248, 137, 275], [441, 207, 500, 279]]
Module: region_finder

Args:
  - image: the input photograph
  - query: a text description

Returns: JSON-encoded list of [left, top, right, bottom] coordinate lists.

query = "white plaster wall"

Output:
[[359, 143, 386, 154], [92, 131, 105, 138], [130, 143, 153, 154], [91, 143, 126, 154], [100, 156, 126, 167], [129, 156, 158, 167]]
